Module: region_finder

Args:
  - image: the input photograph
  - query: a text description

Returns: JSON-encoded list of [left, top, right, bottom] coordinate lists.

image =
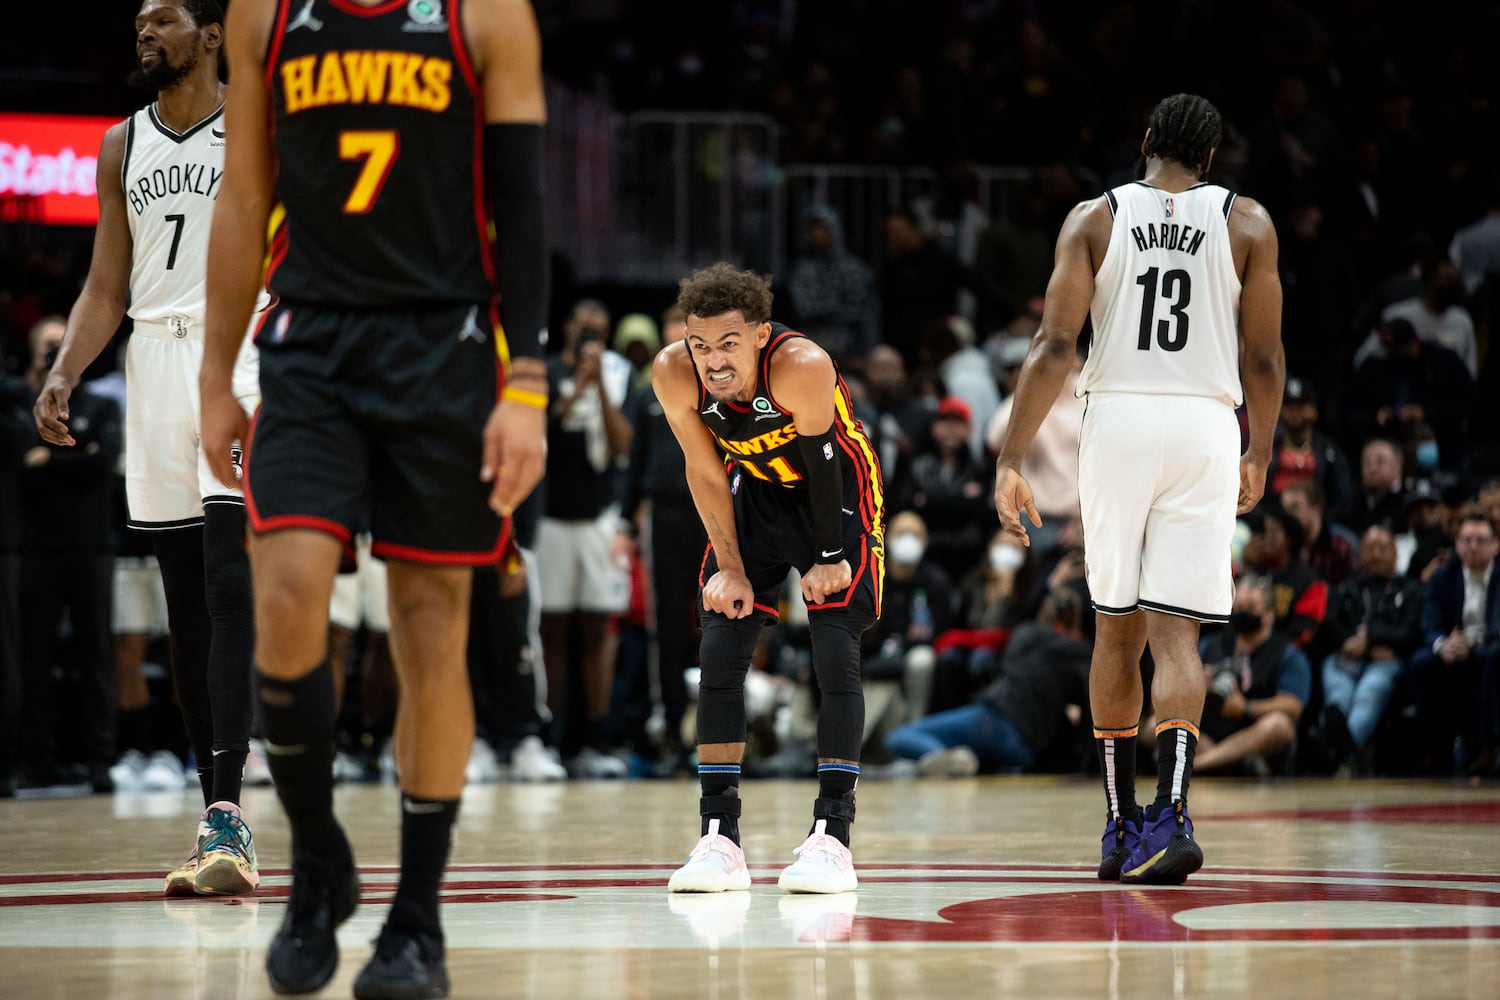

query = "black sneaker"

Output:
[[266, 846, 360, 994], [353, 923, 448, 999]]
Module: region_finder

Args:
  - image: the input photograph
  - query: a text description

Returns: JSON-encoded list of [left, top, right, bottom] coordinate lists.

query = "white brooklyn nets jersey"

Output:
[[1078, 182, 1243, 407], [122, 103, 228, 324]]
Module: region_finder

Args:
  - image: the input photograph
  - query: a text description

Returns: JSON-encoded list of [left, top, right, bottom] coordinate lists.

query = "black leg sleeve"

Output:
[[696, 616, 763, 746], [204, 505, 254, 802], [809, 619, 865, 764], [152, 526, 215, 792]]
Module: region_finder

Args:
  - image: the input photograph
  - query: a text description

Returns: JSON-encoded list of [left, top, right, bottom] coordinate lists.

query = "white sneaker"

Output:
[[777, 819, 858, 893], [668, 820, 751, 892], [917, 745, 980, 778], [510, 735, 567, 782], [140, 750, 189, 792], [109, 749, 148, 792], [465, 738, 503, 784], [243, 740, 273, 787], [571, 747, 628, 779]]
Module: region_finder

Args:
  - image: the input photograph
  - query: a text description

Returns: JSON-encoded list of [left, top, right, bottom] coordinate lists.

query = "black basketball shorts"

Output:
[[245, 301, 509, 565]]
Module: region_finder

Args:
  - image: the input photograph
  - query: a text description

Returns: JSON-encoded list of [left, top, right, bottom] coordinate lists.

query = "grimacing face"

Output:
[[686, 311, 771, 402]]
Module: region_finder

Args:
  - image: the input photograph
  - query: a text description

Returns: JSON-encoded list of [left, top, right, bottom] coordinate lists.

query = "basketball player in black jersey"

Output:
[[655, 264, 884, 895], [201, 0, 549, 996]]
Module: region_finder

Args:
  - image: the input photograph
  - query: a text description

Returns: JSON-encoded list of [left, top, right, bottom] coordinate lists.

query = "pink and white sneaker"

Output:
[[668, 820, 751, 893], [777, 819, 858, 893]]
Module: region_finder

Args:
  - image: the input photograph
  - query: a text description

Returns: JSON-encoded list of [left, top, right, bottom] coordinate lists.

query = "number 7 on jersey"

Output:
[[338, 130, 399, 215]]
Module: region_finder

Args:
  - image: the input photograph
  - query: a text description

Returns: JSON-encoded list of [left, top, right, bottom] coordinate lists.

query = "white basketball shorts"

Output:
[[536, 511, 630, 614], [1076, 392, 1238, 623], [329, 534, 391, 632], [113, 555, 169, 636], [124, 318, 260, 528]]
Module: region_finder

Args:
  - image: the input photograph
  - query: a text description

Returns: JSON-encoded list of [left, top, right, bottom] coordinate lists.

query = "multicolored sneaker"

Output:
[[1121, 800, 1203, 885], [668, 819, 751, 892], [1098, 812, 1142, 881], [163, 848, 200, 898], [193, 801, 260, 896], [777, 819, 858, 894]]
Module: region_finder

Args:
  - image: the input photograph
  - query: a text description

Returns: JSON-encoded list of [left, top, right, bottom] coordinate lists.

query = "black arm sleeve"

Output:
[[483, 123, 548, 363], [796, 425, 845, 564]]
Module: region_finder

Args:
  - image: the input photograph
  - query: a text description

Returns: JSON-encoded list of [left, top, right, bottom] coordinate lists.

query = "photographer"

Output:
[[1186, 574, 1310, 776]]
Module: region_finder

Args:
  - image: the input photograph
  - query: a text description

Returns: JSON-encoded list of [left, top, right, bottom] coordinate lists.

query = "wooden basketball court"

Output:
[[3, 777, 1498, 998]]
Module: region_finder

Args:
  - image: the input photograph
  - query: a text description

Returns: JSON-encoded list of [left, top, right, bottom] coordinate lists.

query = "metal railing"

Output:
[[542, 99, 1097, 285]]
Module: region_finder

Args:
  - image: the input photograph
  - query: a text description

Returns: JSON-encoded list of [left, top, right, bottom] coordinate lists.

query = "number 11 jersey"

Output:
[[265, 0, 496, 309], [1079, 181, 1243, 407]]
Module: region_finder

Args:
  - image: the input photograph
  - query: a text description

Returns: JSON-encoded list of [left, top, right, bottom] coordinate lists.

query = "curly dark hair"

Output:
[[676, 263, 774, 324], [1142, 93, 1223, 174]]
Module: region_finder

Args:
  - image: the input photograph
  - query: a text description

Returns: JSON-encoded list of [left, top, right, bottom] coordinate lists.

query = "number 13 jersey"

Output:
[[265, 0, 495, 308], [1078, 181, 1243, 407]]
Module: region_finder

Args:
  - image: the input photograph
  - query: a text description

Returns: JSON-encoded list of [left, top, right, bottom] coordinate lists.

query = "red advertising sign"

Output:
[[0, 112, 122, 226]]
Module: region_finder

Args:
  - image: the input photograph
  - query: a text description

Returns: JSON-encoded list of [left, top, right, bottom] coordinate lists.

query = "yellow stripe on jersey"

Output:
[[832, 386, 884, 526], [264, 202, 287, 276]]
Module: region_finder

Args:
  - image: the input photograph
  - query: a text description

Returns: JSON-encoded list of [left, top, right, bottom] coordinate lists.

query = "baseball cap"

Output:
[[935, 396, 972, 424], [1284, 377, 1317, 405]]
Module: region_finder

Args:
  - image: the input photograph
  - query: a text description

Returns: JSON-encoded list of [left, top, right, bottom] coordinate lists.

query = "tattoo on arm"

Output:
[[707, 512, 738, 562]]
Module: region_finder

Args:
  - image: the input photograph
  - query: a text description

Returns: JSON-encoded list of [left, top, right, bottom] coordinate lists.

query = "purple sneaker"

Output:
[[1121, 800, 1202, 885], [1098, 813, 1142, 881]]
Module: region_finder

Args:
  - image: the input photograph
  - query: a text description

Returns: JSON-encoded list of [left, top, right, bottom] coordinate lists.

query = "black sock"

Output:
[[814, 763, 858, 846], [210, 750, 247, 805], [586, 714, 613, 751], [1151, 720, 1199, 818], [392, 794, 459, 939], [699, 763, 741, 844], [1094, 725, 1142, 824], [118, 708, 150, 755], [257, 663, 342, 857]]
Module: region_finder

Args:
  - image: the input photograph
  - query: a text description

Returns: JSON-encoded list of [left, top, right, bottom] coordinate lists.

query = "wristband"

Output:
[[501, 386, 549, 409]]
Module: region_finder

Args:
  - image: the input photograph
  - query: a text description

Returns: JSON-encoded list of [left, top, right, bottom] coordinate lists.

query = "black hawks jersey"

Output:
[[695, 324, 884, 533], [265, 0, 495, 307]]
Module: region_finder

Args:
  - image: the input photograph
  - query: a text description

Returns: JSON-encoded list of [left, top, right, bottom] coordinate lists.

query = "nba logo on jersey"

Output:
[[730, 469, 741, 495], [1164, 197, 1175, 219], [271, 310, 291, 344], [823, 442, 834, 461]]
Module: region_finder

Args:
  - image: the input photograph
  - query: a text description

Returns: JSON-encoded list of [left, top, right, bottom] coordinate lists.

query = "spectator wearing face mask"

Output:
[[1345, 321, 1474, 471], [1175, 575, 1310, 776], [927, 530, 1041, 713], [860, 512, 953, 737]]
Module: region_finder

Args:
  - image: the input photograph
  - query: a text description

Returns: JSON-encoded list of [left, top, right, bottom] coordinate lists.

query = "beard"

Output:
[[128, 44, 199, 92]]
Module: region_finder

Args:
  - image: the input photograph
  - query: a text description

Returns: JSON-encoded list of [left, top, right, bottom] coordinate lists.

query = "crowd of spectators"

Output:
[[2, 2, 1498, 792]]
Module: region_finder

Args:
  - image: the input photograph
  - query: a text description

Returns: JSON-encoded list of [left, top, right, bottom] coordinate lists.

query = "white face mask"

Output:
[[888, 532, 925, 565], [989, 544, 1025, 572]]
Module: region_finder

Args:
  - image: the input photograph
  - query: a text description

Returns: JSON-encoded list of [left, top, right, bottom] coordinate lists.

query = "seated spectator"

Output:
[[1479, 479, 1500, 534], [861, 345, 932, 487], [1240, 504, 1328, 648], [1345, 321, 1474, 471], [885, 587, 1090, 776], [1409, 514, 1500, 776], [1190, 575, 1311, 776], [929, 528, 1040, 712], [1280, 479, 1358, 587], [891, 396, 992, 583], [1350, 437, 1409, 534], [1353, 258, 1478, 378], [861, 511, 953, 733], [1402, 479, 1456, 582], [1268, 377, 1356, 526], [1320, 526, 1423, 776]]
